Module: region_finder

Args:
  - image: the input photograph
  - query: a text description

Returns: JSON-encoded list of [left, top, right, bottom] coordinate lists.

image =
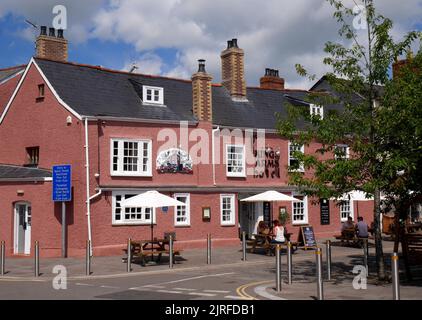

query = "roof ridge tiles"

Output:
[[0, 65, 26, 72], [34, 57, 224, 85]]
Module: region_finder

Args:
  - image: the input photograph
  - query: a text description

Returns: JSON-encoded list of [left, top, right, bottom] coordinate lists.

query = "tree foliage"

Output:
[[278, 0, 421, 280]]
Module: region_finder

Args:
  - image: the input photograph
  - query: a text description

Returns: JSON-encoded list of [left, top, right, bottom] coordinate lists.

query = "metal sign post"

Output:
[[52, 165, 72, 258]]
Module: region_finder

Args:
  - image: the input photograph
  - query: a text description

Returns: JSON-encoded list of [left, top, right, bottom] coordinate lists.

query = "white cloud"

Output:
[[1, 0, 421, 89], [123, 52, 164, 75], [92, 0, 422, 89]]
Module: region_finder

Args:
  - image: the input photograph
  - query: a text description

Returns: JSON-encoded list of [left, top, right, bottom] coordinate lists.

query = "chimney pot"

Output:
[[232, 38, 238, 48], [49, 28, 56, 37], [57, 29, 64, 39], [40, 26, 47, 36], [198, 59, 206, 73]]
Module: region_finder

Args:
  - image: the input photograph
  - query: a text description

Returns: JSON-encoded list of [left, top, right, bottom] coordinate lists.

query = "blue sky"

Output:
[[1, 0, 421, 89]]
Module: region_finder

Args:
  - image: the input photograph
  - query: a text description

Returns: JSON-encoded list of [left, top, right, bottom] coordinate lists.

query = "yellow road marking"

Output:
[[236, 280, 273, 300]]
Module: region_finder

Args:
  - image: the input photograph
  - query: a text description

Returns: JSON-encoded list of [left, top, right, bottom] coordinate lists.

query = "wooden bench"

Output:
[[404, 233, 422, 265], [334, 233, 371, 247]]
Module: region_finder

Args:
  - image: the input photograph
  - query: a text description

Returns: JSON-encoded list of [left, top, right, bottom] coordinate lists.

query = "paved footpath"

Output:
[[0, 239, 421, 300]]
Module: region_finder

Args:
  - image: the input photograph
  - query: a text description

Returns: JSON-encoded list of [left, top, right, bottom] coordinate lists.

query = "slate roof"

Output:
[[0, 66, 25, 83], [0, 164, 52, 180], [34, 58, 317, 130]]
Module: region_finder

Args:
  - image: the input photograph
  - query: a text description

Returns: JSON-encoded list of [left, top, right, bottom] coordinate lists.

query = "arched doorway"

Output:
[[14, 202, 31, 254]]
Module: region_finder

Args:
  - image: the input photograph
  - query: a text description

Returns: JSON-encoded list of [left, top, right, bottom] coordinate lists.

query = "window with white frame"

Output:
[[220, 194, 235, 225], [143, 86, 164, 105], [226, 145, 246, 177], [340, 200, 352, 222], [335, 144, 350, 160], [288, 142, 305, 172], [292, 196, 308, 224], [111, 139, 152, 176], [310, 104, 324, 119], [112, 192, 155, 225], [174, 193, 190, 226]]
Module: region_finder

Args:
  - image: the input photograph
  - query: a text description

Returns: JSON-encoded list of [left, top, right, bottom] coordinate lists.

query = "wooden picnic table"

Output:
[[123, 239, 182, 266], [250, 233, 296, 255]]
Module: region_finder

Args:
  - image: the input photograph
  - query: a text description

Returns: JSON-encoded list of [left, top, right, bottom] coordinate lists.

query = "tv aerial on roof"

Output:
[[25, 19, 39, 29], [129, 62, 139, 73]]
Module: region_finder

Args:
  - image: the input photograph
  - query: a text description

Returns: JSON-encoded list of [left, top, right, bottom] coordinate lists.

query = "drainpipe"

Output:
[[212, 126, 220, 186], [89, 189, 102, 202], [84, 118, 93, 256]]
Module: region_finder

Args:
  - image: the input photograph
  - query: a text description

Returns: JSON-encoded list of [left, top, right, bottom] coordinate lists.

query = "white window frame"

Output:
[[110, 138, 152, 177], [142, 85, 164, 105], [335, 144, 350, 160], [112, 191, 156, 225], [310, 104, 324, 119], [226, 144, 246, 177], [288, 142, 305, 172], [220, 194, 236, 226], [291, 195, 309, 225], [340, 199, 354, 222], [174, 193, 190, 227]]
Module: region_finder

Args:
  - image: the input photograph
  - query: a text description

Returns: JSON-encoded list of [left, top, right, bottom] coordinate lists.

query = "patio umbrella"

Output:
[[121, 190, 185, 260], [240, 190, 300, 202], [241, 190, 300, 229]]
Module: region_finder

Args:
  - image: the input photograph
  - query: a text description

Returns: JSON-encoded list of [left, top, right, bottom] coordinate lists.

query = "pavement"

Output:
[[0, 238, 421, 300]]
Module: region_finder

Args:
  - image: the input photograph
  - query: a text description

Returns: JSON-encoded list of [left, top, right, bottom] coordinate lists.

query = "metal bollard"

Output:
[[363, 239, 369, 274], [127, 238, 132, 273], [169, 235, 174, 269], [287, 241, 292, 285], [1, 241, 5, 276], [242, 231, 247, 261], [392, 252, 400, 300], [34, 241, 40, 277], [207, 234, 211, 264], [326, 240, 332, 281], [316, 247, 324, 300], [86, 240, 91, 276], [275, 245, 281, 292]]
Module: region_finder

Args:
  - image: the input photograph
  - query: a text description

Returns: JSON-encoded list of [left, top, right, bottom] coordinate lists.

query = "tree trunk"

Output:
[[374, 187, 386, 280]]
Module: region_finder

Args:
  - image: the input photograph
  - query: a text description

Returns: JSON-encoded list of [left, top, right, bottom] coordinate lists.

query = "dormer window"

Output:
[[310, 104, 323, 119], [143, 85, 164, 105]]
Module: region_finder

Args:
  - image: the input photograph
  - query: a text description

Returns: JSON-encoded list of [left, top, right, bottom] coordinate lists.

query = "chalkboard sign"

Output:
[[263, 202, 271, 226], [297, 225, 317, 249], [320, 198, 330, 225]]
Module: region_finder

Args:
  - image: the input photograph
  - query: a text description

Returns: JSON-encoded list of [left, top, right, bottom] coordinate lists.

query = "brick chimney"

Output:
[[392, 50, 413, 78], [192, 59, 213, 122], [260, 68, 285, 90], [221, 39, 247, 100], [36, 26, 68, 62]]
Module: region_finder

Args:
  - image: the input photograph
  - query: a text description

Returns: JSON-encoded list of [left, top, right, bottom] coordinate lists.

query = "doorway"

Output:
[[239, 201, 263, 239], [14, 202, 31, 255]]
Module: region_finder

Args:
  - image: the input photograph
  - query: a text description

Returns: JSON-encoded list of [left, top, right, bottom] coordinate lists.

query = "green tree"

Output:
[[278, 0, 421, 280]]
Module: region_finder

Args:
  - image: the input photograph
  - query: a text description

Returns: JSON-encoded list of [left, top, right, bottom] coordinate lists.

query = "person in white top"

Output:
[[356, 216, 369, 238], [271, 220, 286, 244]]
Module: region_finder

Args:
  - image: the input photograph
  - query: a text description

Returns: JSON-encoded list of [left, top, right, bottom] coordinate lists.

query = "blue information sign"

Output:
[[52, 165, 72, 202]]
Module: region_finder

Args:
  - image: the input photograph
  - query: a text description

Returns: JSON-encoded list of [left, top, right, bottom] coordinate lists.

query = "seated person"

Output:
[[270, 220, 286, 244], [257, 221, 270, 235], [341, 216, 356, 239], [356, 216, 369, 238]]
